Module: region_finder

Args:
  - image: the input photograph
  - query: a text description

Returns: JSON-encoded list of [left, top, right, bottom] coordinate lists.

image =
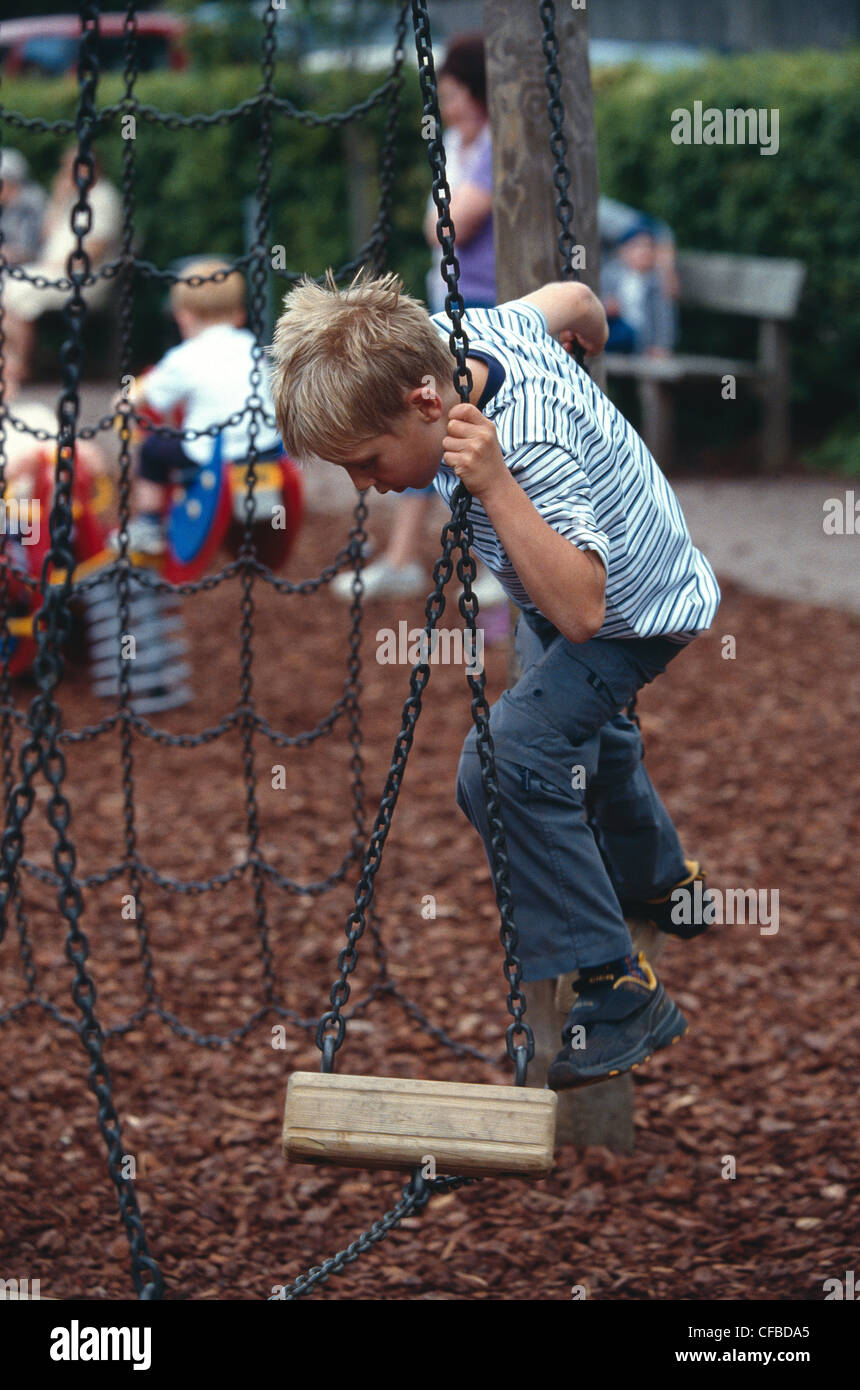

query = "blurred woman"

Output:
[[334, 33, 504, 607]]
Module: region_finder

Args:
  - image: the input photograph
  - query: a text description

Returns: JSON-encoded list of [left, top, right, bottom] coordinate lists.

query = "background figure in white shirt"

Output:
[[2, 147, 122, 376], [109, 257, 282, 556]]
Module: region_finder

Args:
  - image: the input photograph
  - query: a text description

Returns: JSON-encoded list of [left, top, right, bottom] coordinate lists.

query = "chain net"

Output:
[[0, 0, 578, 1300]]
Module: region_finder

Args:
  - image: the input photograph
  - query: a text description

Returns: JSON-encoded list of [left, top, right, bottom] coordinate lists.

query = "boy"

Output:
[[269, 270, 719, 1089], [602, 218, 677, 357], [110, 257, 282, 555]]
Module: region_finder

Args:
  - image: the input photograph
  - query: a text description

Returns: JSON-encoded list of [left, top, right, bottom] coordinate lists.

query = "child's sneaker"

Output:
[[332, 559, 425, 600], [107, 515, 166, 556], [620, 859, 709, 939], [546, 951, 687, 1090]]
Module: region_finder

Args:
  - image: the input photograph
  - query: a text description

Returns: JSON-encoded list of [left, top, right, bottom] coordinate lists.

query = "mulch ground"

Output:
[[1, 507, 857, 1301]]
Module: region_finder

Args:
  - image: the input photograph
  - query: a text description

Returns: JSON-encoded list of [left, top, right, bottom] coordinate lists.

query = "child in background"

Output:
[[0, 149, 47, 267], [2, 147, 121, 375], [109, 257, 282, 555], [602, 220, 677, 357]]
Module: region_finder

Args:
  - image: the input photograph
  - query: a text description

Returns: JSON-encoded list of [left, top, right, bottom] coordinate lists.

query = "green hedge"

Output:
[[2, 64, 431, 365], [594, 49, 860, 432], [3, 49, 859, 452]]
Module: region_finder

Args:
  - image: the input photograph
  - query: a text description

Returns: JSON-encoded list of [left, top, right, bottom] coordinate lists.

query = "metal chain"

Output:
[[366, 1, 409, 276], [539, 0, 585, 368], [539, 0, 578, 282], [0, 3, 516, 1071], [0, 0, 541, 1303], [274, 1171, 480, 1302], [312, 1, 534, 1086], [233, 0, 279, 1015], [0, 73, 402, 138], [112, 0, 161, 1026], [0, 3, 163, 1300], [0, 123, 41, 1004], [410, 0, 534, 1082]]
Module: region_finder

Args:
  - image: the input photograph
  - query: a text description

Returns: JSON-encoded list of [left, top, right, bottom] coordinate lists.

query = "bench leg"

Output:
[[637, 379, 675, 470], [758, 321, 791, 472]]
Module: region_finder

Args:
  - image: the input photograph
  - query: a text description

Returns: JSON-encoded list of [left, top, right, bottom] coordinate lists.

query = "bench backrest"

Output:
[[677, 251, 806, 321]]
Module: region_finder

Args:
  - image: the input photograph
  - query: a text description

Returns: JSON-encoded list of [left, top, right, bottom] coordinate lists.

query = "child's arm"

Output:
[[424, 184, 494, 248], [519, 281, 608, 356], [443, 404, 606, 645]]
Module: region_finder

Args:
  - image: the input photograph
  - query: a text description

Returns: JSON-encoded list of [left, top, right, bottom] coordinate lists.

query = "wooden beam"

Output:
[[483, 0, 604, 690], [484, 0, 660, 1151], [483, 0, 603, 389]]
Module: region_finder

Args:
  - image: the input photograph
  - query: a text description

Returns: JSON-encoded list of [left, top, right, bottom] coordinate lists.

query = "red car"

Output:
[[0, 12, 188, 79]]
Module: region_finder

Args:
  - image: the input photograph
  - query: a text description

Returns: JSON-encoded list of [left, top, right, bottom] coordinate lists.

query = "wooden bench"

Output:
[[604, 251, 806, 471]]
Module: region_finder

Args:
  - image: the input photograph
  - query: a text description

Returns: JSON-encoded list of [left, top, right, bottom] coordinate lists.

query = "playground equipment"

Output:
[[2, 399, 304, 711], [0, 439, 113, 678], [0, 0, 592, 1301]]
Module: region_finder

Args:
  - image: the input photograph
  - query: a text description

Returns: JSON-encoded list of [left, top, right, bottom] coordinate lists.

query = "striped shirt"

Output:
[[429, 299, 720, 643]]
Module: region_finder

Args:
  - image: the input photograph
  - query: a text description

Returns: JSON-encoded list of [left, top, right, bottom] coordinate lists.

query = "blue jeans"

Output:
[[455, 611, 690, 979]]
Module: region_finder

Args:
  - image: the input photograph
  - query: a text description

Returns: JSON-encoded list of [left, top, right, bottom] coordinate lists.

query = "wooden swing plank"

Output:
[[283, 1072, 557, 1179]]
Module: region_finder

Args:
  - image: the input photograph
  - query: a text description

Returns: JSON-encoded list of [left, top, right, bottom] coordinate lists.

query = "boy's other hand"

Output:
[[443, 403, 508, 503], [559, 308, 609, 357]]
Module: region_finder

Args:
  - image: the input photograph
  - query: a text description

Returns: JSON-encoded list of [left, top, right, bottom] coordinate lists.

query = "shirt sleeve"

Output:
[[91, 182, 122, 248], [494, 299, 549, 334], [139, 342, 189, 414], [504, 441, 610, 574]]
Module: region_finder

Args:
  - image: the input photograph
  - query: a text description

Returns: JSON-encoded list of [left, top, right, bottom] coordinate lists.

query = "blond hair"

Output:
[[269, 269, 455, 462], [170, 257, 245, 324]]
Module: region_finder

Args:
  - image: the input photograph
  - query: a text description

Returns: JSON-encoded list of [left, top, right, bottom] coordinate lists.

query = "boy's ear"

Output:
[[405, 383, 443, 421]]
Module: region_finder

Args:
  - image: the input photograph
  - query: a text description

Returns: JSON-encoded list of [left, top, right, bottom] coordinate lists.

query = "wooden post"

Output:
[[484, 0, 656, 1152]]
